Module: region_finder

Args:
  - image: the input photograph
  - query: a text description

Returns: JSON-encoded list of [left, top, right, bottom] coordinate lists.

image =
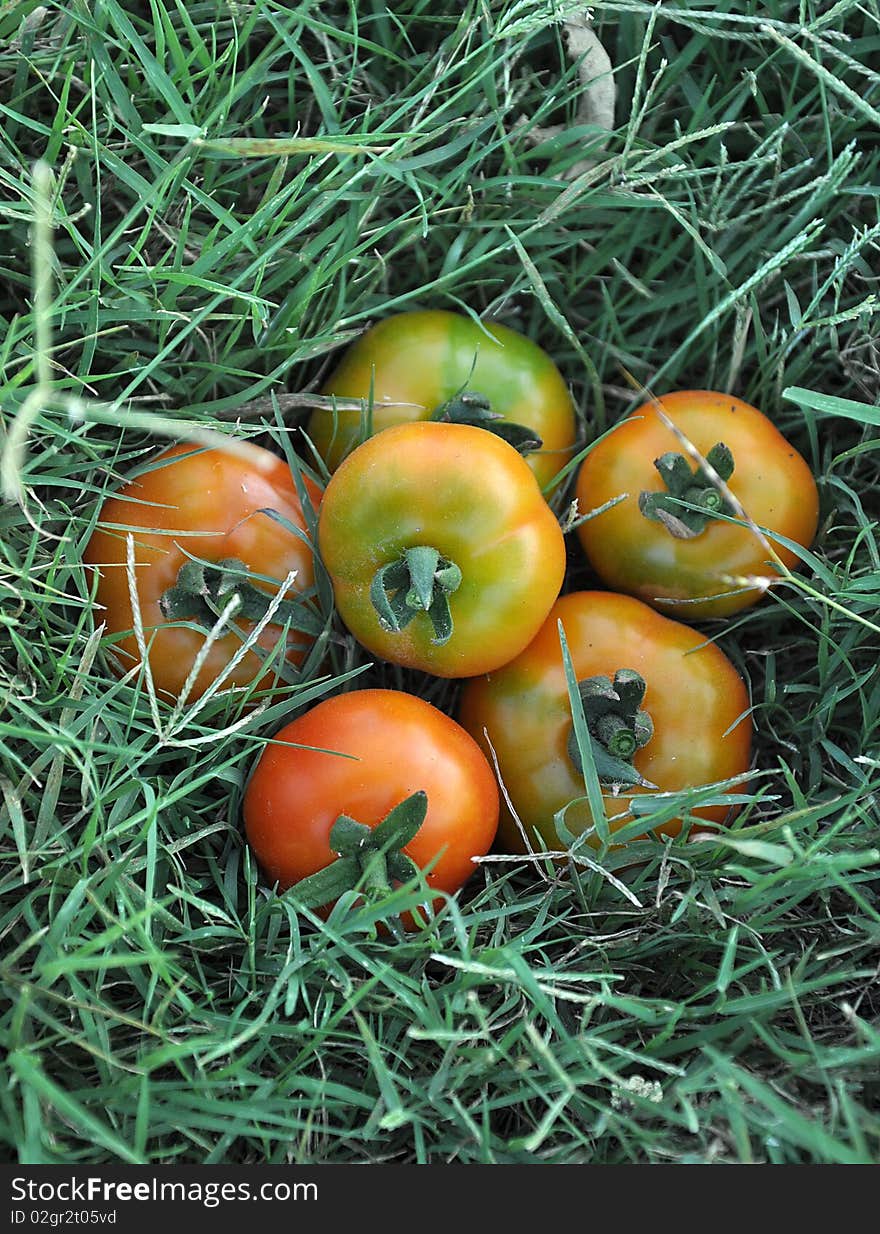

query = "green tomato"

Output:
[[308, 309, 577, 491]]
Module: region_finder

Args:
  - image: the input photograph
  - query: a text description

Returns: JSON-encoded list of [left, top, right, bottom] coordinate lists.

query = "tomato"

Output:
[[575, 390, 819, 618], [243, 689, 499, 915], [459, 591, 752, 853], [84, 442, 322, 701], [307, 309, 577, 490], [317, 421, 567, 677]]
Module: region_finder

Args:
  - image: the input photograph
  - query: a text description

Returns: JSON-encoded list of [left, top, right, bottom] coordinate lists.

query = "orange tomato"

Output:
[[459, 591, 752, 853], [576, 390, 819, 618], [318, 422, 566, 677], [84, 443, 321, 700]]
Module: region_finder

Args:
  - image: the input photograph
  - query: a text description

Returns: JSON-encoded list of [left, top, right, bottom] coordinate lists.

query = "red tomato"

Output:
[[243, 689, 500, 913], [84, 443, 321, 701]]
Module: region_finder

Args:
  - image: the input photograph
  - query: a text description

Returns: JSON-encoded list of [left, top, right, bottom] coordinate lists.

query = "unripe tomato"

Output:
[[308, 309, 577, 491], [459, 591, 752, 853], [243, 689, 500, 913], [575, 390, 819, 618], [317, 421, 566, 678], [84, 443, 321, 701]]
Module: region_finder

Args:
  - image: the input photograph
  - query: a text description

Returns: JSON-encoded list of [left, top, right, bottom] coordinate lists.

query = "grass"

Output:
[[1, 0, 879, 1165]]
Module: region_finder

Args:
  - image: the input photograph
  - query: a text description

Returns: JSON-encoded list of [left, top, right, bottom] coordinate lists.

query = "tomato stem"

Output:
[[286, 791, 427, 913], [371, 547, 463, 645], [159, 556, 321, 635], [431, 390, 542, 456], [567, 669, 656, 789], [638, 442, 734, 539]]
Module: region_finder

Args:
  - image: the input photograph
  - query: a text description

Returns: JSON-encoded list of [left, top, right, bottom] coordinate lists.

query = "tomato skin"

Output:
[[458, 591, 752, 853], [575, 390, 819, 618], [243, 689, 499, 903], [317, 421, 567, 678], [84, 443, 321, 701], [308, 310, 577, 490]]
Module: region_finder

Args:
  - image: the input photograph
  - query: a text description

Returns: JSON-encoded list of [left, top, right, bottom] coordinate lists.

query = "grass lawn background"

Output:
[[1, 0, 879, 1164]]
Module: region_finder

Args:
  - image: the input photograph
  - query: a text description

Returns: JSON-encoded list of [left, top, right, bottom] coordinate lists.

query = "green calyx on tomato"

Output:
[[370, 546, 463, 645], [566, 669, 656, 789], [638, 442, 735, 540], [159, 555, 321, 637], [288, 790, 426, 910], [431, 390, 543, 457]]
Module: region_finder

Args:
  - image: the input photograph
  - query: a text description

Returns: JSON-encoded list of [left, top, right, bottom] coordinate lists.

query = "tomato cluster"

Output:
[[84, 310, 819, 925]]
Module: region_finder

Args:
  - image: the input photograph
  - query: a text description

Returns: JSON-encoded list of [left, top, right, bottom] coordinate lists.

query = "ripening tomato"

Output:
[[243, 689, 500, 915], [459, 591, 752, 853], [575, 390, 819, 618], [307, 309, 578, 490], [317, 421, 567, 677], [84, 442, 321, 701]]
